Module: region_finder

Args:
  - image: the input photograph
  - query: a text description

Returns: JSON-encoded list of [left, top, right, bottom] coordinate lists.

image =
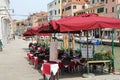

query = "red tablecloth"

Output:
[[42, 63, 51, 75], [41, 62, 59, 75]]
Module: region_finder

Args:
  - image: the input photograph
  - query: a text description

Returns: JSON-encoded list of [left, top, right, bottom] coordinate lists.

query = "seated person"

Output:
[[58, 49, 64, 59], [44, 47, 49, 55], [28, 42, 33, 49], [70, 48, 73, 58], [62, 54, 73, 72], [34, 47, 41, 57], [38, 53, 45, 61], [62, 54, 72, 65]]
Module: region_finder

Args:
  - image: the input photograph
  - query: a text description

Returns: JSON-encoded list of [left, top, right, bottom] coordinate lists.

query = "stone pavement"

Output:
[[0, 38, 120, 80], [0, 39, 42, 80]]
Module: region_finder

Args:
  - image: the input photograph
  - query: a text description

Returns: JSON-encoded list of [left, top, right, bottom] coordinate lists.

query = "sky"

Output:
[[10, 0, 52, 20]]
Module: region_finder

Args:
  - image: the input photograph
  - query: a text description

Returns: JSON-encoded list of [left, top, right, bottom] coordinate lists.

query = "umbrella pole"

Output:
[[86, 30, 90, 74], [79, 31, 81, 50], [68, 32, 70, 54], [112, 29, 115, 73], [86, 31, 89, 61], [54, 32, 56, 42], [100, 28, 103, 45], [32, 37, 33, 42]]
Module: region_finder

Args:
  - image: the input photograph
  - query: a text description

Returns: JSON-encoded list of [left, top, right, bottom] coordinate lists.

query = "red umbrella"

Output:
[[50, 13, 120, 32], [50, 16, 75, 30], [38, 23, 55, 33], [30, 24, 52, 36], [31, 26, 42, 32], [23, 29, 35, 36]]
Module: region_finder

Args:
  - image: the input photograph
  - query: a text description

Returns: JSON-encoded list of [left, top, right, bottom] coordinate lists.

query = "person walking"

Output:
[[0, 40, 3, 51]]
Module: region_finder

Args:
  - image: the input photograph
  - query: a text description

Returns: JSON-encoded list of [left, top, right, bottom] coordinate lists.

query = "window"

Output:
[[73, 5, 76, 9], [97, 0, 99, 3], [17, 23, 19, 26], [106, 8, 108, 14], [58, 0, 60, 3], [62, 0, 66, 3], [106, 0, 108, 4], [21, 23, 24, 26], [49, 11, 52, 15], [62, 9, 64, 14], [101, 0, 104, 2], [58, 9, 60, 14], [97, 7, 104, 13], [68, 0, 72, 2], [91, 10, 92, 13], [65, 6, 71, 11], [55, 10, 56, 15], [92, 0, 95, 4], [112, 7, 114, 12]]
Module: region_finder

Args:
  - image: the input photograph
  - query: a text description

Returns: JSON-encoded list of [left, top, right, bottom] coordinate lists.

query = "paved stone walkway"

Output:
[[0, 39, 42, 80], [0, 38, 120, 80]]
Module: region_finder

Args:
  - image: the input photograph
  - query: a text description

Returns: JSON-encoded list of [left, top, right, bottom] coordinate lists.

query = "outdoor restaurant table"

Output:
[[41, 62, 59, 80], [87, 60, 111, 73]]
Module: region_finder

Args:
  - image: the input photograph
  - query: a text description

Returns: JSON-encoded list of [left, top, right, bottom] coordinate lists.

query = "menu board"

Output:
[[49, 42, 58, 61], [81, 46, 93, 58]]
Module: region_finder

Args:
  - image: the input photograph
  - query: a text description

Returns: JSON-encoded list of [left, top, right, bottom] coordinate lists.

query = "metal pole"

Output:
[[68, 32, 70, 54], [112, 29, 115, 73], [86, 31, 89, 60], [54, 32, 56, 42], [79, 32, 81, 50]]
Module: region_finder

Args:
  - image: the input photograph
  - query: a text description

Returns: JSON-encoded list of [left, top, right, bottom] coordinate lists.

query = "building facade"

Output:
[[74, 0, 120, 39], [11, 20, 27, 36], [89, 0, 120, 18], [47, 0, 88, 20], [47, 0, 61, 21], [35, 11, 48, 26], [0, 0, 11, 45], [11, 11, 48, 36], [62, 0, 88, 17], [27, 11, 48, 27]]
